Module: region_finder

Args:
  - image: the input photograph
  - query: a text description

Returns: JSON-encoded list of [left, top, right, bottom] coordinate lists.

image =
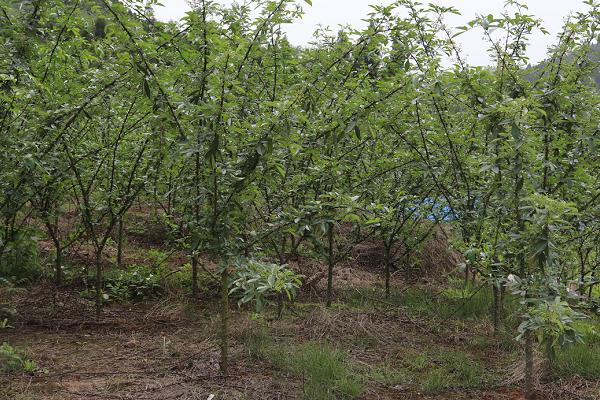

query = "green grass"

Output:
[[441, 285, 492, 319], [395, 348, 488, 393], [438, 350, 487, 388], [397, 287, 438, 315], [552, 319, 600, 379], [239, 284, 514, 396], [422, 368, 447, 393], [368, 362, 412, 388], [553, 343, 600, 379], [471, 332, 519, 353], [396, 281, 525, 327], [344, 284, 516, 323], [243, 329, 363, 399]]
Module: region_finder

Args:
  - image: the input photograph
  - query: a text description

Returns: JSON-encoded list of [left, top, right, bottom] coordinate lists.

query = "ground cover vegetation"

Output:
[[1, 0, 600, 398]]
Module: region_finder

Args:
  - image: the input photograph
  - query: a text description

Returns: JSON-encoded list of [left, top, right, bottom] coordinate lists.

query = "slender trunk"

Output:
[[290, 233, 298, 259], [384, 242, 392, 298], [171, 186, 177, 211], [492, 282, 500, 335], [545, 340, 555, 365], [500, 282, 505, 323], [280, 235, 286, 264], [167, 173, 172, 215], [52, 245, 62, 315], [524, 330, 534, 400], [277, 293, 283, 319], [95, 250, 103, 320], [55, 247, 62, 287], [326, 224, 334, 307], [219, 266, 229, 375], [589, 268, 596, 301], [513, 145, 531, 398], [578, 247, 591, 294], [117, 217, 124, 268], [191, 255, 199, 298]]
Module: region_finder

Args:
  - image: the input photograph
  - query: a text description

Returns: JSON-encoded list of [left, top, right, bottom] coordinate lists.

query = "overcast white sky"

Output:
[[153, 0, 591, 66]]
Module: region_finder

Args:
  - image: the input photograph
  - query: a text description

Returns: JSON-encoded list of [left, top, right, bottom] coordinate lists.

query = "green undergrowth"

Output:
[[244, 328, 363, 399], [0, 343, 40, 374], [440, 284, 494, 319], [344, 284, 492, 321], [243, 324, 495, 397], [552, 319, 600, 379], [378, 348, 492, 393], [333, 284, 600, 387], [368, 361, 413, 388], [76, 261, 218, 302]]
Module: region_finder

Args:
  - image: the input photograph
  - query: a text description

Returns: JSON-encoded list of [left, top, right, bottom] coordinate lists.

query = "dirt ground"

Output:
[[1, 218, 597, 400], [2, 280, 588, 400]]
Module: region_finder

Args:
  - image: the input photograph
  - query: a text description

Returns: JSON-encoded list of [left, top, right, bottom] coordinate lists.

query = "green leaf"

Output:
[[143, 79, 151, 99], [345, 120, 357, 134], [511, 123, 522, 146]]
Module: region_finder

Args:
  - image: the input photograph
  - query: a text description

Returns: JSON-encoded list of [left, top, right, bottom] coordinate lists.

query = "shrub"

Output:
[[229, 259, 302, 312], [0, 230, 41, 284], [104, 264, 162, 301], [163, 263, 218, 296], [106, 265, 161, 300], [0, 343, 38, 373]]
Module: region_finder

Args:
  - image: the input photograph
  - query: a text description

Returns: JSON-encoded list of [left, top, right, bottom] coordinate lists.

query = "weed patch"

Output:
[[0, 343, 40, 373], [394, 348, 489, 393], [243, 330, 362, 399], [368, 362, 412, 388], [552, 319, 600, 379]]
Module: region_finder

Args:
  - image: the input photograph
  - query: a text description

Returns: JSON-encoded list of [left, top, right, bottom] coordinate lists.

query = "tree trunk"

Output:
[[524, 330, 534, 400], [117, 217, 124, 268], [95, 250, 103, 320], [384, 243, 391, 298], [492, 282, 500, 335], [545, 340, 555, 365], [290, 233, 298, 259], [326, 224, 334, 308], [500, 284, 505, 318], [219, 266, 229, 375], [277, 293, 283, 319], [51, 245, 62, 315], [191, 255, 199, 298], [55, 247, 63, 287], [167, 173, 172, 215]]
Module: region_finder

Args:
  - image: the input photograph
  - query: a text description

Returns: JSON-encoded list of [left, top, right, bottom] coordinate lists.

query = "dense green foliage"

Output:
[[0, 0, 599, 396]]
